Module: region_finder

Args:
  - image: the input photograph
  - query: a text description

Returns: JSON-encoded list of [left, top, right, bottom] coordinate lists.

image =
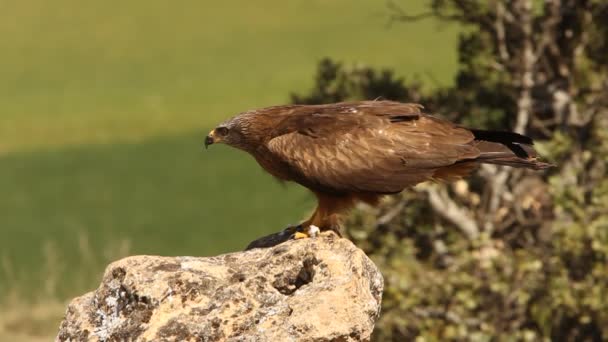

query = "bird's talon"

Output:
[[293, 231, 309, 240], [290, 225, 320, 240]]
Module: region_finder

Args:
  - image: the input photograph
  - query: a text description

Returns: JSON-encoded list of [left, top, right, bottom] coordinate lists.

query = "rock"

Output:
[[56, 233, 384, 342]]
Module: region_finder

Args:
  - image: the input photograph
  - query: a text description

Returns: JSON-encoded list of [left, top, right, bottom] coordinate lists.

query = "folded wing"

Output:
[[264, 101, 481, 194]]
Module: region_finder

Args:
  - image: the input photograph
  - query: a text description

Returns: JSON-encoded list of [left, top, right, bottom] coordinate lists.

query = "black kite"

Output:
[[205, 101, 550, 238]]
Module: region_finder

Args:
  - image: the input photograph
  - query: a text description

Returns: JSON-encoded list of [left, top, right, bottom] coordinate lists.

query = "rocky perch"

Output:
[[56, 233, 384, 341]]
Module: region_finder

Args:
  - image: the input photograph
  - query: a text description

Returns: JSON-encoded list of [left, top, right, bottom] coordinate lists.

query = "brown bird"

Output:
[[205, 101, 550, 238]]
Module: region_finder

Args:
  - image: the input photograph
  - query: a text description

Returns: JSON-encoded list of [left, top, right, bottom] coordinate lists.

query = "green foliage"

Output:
[[290, 58, 415, 104], [292, 1, 608, 340]]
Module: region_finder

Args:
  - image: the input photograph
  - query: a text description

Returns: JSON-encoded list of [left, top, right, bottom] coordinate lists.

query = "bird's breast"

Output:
[[252, 147, 295, 182]]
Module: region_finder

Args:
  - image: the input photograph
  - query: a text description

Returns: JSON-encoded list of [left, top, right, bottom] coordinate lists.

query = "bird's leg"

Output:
[[282, 205, 319, 236], [291, 193, 349, 239], [292, 208, 321, 239], [293, 205, 326, 239], [292, 208, 342, 239], [324, 213, 343, 237], [292, 225, 320, 239]]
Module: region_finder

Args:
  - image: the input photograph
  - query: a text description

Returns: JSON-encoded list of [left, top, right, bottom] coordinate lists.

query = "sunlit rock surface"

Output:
[[57, 233, 384, 341]]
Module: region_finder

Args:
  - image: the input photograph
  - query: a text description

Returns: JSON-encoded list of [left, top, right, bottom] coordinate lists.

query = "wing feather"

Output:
[[263, 101, 479, 194]]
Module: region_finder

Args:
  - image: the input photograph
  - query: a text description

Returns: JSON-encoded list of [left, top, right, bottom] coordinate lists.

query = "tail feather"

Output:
[[470, 129, 533, 146], [479, 156, 552, 170], [469, 129, 553, 170]]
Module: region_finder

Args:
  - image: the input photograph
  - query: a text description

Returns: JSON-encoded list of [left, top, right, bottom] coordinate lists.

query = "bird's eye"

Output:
[[216, 127, 229, 136]]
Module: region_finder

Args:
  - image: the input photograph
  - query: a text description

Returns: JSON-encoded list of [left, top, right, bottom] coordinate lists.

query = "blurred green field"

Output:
[[0, 133, 313, 294], [0, 0, 458, 338], [0, 0, 458, 153]]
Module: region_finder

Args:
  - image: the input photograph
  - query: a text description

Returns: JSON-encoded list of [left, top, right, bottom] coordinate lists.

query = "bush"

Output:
[[292, 1, 608, 340]]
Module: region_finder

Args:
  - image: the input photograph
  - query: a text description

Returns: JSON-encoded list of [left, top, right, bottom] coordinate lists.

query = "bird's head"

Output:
[[205, 115, 256, 152]]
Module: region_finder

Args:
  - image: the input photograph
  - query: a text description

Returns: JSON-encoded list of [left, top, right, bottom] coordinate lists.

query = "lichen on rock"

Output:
[[56, 233, 384, 342]]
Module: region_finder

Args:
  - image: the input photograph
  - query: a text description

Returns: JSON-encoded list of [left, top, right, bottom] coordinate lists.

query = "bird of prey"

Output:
[[205, 101, 550, 238]]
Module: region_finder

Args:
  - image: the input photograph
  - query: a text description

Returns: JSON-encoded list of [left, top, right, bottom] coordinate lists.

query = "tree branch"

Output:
[[424, 185, 480, 240], [513, 0, 535, 135], [494, 0, 510, 63]]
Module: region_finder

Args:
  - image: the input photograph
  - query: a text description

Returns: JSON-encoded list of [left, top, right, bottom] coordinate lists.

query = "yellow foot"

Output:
[[293, 232, 308, 239], [292, 225, 320, 239]]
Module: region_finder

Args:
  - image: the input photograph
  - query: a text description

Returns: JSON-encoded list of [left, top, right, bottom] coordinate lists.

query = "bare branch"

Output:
[[513, 0, 535, 135], [479, 165, 511, 234], [424, 185, 479, 240], [533, 0, 562, 63], [494, 0, 510, 63], [377, 200, 406, 225]]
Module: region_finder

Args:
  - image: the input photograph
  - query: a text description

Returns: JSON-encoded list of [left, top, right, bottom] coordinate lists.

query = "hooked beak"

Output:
[[204, 130, 215, 149]]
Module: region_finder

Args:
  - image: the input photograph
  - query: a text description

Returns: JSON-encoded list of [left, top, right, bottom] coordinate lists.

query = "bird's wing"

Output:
[[264, 101, 479, 194]]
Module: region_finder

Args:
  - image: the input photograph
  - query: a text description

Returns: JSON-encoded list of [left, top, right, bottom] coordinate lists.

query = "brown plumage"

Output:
[[205, 100, 551, 234]]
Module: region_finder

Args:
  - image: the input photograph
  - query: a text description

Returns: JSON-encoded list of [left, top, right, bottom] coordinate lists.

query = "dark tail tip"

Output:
[[471, 129, 537, 158], [471, 129, 534, 145]]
